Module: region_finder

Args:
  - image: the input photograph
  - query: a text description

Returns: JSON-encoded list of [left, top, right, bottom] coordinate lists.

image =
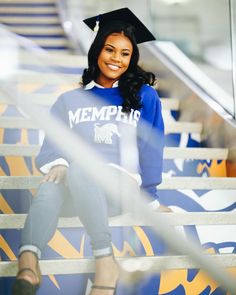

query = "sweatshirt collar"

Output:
[[84, 80, 119, 90]]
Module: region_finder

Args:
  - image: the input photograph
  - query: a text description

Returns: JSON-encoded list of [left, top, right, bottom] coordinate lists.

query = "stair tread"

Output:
[[0, 176, 235, 189], [0, 16, 60, 24], [4, 71, 80, 83], [0, 0, 55, 3], [0, 144, 229, 159], [7, 25, 63, 34], [1, 212, 236, 229], [21, 37, 70, 46], [1, 254, 236, 277], [0, 6, 57, 13], [161, 98, 179, 110]]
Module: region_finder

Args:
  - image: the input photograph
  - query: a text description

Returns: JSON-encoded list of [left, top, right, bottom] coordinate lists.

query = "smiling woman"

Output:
[[12, 7, 169, 295], [97, 33, 133, 88]]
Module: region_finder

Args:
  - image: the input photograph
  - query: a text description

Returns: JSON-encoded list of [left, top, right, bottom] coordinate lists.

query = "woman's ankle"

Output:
[[93, 255, 119, 286]]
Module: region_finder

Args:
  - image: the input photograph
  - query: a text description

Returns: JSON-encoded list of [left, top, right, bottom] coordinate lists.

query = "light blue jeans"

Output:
[[20, 162, 123, 259]]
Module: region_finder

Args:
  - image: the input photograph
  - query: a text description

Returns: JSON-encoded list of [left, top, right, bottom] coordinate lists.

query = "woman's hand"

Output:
[[41, 165, 68, 184]]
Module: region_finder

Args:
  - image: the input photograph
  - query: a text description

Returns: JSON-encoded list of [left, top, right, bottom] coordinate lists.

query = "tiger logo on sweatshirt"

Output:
[[94, 123, 121, 144]]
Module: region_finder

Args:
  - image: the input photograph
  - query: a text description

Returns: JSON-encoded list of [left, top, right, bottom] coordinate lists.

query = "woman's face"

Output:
[[96, 32, 133, 88]]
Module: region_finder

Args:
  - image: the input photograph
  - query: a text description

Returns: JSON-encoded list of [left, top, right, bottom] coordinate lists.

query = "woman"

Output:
[[13, 7, 169, 295]]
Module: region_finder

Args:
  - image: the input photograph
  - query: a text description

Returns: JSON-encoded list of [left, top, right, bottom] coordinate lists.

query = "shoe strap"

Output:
[[92, 285, 115, 290]]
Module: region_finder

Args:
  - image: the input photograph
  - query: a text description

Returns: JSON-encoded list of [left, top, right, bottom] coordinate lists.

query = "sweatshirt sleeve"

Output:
[[138, 85, 165, 201], [35, 94, 69, 174]]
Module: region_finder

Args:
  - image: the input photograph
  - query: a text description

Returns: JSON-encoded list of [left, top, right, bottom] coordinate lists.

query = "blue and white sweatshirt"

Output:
[[35, 82, 164, 201]]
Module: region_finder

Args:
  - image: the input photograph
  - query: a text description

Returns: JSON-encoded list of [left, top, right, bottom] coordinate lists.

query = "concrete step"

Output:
[[1, 212, 236, 229], [0, 0, 55, 3], [0, 6, 57, 13], [160, 177, 236, 189], [41, 49, 73, 55], [164, 147, 228, 159], [9, 71, 80, 83], [22, 37, 70, 47], [0, 144, 229, 159], [0, 16, 60, 24], [1, 254, 236, 277], [165, 122, 202, 133], [6, 25, 64, 35], [0, 117, 202, 134], [18, 51, 87, 67], [0, 176, 235, 190], [161, 98, 179, 110]]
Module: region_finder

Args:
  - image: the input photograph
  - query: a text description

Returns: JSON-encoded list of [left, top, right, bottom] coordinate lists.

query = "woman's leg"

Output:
[[67, 163, 119, 294], [15, 182, 67, 286], [67, 162, 113, 256]]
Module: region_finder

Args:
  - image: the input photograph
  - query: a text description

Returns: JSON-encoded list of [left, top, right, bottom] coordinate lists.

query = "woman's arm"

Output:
[[138, 86, 170, 211], [35, 94, 69, 179]]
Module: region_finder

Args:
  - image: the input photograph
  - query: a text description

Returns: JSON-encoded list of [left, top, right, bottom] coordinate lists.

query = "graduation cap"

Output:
[[83, 7, 156, 44]]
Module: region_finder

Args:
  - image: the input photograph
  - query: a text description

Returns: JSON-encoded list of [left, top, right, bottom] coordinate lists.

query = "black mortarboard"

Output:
[[83, 7, 156, 44]]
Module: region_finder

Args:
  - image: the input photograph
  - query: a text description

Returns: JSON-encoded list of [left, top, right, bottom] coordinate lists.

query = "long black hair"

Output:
[[81, 22, 156, 112]]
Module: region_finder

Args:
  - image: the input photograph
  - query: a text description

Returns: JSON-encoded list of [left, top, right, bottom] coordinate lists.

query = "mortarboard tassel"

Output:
[[94, 15, 100, 32]]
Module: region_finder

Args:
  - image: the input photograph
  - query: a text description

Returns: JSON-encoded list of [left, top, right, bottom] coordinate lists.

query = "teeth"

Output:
[[107, 64, 120, 70]]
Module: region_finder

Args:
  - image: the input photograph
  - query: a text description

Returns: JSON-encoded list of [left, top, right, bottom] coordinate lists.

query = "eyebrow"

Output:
[[104, 43, 131, 51]]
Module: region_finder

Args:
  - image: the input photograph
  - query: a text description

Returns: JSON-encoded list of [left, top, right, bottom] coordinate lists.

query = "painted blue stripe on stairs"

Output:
[[39, 46, 69, 50]]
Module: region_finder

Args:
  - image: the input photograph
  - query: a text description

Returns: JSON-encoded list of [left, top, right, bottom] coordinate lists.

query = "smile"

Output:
[[106, 64, 121, 71]]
